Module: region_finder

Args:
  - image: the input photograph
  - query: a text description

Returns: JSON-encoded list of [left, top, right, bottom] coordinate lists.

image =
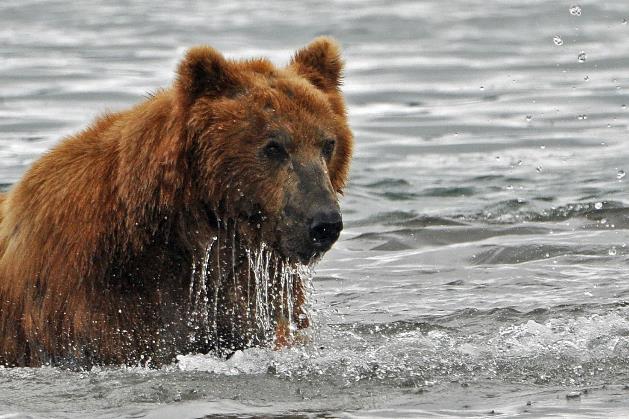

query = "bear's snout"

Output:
[[309, 210, 343, 252]]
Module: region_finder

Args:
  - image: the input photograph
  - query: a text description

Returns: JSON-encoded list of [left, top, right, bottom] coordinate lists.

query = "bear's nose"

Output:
[[309, 210, 343, 251]]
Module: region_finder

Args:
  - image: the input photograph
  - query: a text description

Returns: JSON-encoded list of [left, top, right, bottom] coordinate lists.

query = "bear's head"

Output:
[[175, 37, 352, 264]]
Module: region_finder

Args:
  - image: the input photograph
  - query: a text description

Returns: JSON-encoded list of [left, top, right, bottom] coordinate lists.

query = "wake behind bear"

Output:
[[0, 37, 353, 368]]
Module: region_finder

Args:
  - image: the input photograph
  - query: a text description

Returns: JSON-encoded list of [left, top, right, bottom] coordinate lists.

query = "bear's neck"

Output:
[[111, 90, 194, 254]]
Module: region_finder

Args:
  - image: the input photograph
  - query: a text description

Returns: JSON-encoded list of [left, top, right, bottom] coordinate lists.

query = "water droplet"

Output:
[[622, 104, 627, 110], [569, 5, 582, 16], [525, 115, 532, 122], [577, 114, 587, 120], [609, 246, 617, 256], [594, 202, 603, 210], [517, 160, 523, 166], [617, 170, 626, 180], [577, 51, 587, 63], [583, 75, 589, 81], [553, 35, 564, 46], [480, 85, 485, 90], [536, 165, 543, 173]]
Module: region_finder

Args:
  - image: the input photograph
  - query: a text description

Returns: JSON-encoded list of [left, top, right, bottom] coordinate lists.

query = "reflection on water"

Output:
[[1, 0, 629, 417]]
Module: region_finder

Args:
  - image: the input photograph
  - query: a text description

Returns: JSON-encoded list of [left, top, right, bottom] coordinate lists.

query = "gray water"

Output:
[[1, 0, 629, 417]]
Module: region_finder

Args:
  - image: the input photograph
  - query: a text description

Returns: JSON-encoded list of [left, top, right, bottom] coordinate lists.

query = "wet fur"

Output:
[[0, 37, 352, 367]]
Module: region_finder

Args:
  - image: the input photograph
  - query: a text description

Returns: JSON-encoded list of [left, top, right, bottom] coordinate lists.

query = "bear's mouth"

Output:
[[280, 236, 329, 266], [296, 250, 323, 265], [204, 202, 335, 267]]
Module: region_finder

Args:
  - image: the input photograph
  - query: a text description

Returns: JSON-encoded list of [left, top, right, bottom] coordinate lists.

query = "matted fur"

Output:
[[0, 37, 352, 368]]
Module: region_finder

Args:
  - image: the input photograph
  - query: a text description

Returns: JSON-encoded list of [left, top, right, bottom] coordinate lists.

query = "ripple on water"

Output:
[[1, 0, 629, 416], [162, 309, 629, 392]]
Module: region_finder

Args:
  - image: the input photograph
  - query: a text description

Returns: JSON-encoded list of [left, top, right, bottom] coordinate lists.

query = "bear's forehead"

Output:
[[235, 73, 339, 135], [250, 73, 330, 109]]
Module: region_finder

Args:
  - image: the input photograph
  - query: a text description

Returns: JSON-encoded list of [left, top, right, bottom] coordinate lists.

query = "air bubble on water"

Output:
[[594, 202, 603, 210], [480, 86, 485, 90], [525, 115, 532, 122], [617, 170, 626, 180], [553, 35, 564, 46], [517, 160, 523, 166], [622, 104, 626, 110], [577, 51, 587, 63], [609, 246, 617, 256], [569, 5, 582, 16], [536, 165, 543, 173], [577, 114, 587, 120], [583, 75, 589, 81], [623, 18, 628, 25]]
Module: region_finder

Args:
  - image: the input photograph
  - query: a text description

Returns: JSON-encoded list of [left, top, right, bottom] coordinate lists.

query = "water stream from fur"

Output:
[[187, 231, 313, 351]]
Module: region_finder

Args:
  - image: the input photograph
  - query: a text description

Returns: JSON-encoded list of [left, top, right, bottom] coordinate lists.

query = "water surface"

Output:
[[1, 0, 629, 417]]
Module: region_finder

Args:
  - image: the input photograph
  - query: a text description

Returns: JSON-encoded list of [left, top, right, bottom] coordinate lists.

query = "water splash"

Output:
[[187, 228, 314, 353], [569, 5, 582, 16], [577, 51, 587, 63]]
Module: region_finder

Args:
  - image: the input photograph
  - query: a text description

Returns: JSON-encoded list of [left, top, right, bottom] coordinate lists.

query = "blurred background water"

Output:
[[1, 0, 629, 417]]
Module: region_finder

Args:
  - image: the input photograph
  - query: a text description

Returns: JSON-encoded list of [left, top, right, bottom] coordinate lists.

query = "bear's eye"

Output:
[[322, 139, 336, 160], [263, 140, 288, 162]]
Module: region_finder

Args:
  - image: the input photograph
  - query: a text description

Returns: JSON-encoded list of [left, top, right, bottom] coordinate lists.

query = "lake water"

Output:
[[1, 0, 629, 417]]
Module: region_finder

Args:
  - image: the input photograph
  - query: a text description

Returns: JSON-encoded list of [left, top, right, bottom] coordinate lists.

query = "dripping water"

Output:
[[187, 237, 216, 345], [212, 222, 221, 345], [187, 225, 314, 351]]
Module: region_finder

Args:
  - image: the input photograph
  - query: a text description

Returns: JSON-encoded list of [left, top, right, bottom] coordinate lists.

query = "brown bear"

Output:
[[0, 37, 352, 368]]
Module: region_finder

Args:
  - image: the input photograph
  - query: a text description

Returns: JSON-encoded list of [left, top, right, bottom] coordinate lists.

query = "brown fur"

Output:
[[0, 193, 4, 225], [0, 37, 352, 368]]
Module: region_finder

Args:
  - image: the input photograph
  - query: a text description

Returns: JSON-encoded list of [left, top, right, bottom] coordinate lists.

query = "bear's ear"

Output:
[[289, 36, 344, 92], [176, 46, 239, 104]]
